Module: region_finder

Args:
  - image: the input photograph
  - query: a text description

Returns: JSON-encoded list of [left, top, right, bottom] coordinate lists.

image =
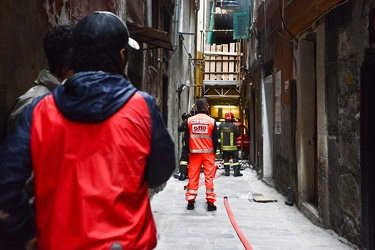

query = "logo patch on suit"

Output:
[[192, 124, 208, 134]]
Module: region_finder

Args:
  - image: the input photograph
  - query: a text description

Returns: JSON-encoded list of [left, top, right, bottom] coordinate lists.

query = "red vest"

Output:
[[188, 113, 215, 153], [31, 93, 157, 250]]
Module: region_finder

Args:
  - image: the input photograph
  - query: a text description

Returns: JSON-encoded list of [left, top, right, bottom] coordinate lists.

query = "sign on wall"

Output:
[[275, 71, 282, 134]]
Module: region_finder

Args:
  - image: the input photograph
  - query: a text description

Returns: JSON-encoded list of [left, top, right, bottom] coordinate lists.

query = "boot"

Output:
[[224, 165, 230, 176], [233, 165, 243, 177], [207, 202, 217, 211], [173, 172, 180, 179], [179, 172, 187, 181], [179, 164, 188, 180], [187, 200, 195, 210]]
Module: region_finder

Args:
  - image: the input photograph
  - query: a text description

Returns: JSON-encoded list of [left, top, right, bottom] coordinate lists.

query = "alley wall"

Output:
[[250, 0, 374, 247], [0, 0, 127, 143]]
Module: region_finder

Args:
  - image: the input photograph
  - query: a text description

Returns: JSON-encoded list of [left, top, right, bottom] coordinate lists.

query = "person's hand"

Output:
[[25, 237, 37, 250], [0, 210, 10, 220]]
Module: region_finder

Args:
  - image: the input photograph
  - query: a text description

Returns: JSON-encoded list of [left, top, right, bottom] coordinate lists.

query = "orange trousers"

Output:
[[185, 152, 217, 203]]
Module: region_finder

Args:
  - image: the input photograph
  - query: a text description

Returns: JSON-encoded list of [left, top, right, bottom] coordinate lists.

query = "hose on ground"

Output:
[[223, 196, 253, 250]]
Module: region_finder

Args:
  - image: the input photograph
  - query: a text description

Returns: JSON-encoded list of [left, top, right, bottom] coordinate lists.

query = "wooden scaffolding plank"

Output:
[[228, 43, 235, 80], [216, 44, 222, 80], [235, 42, 241, 81], [204, 44, 211, 80], [222, 44, 229, 80], [210, 44, 216, 80]]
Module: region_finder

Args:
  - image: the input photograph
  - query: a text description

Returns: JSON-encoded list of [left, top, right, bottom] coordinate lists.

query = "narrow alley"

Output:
[[0, 0, 374, 249], [151, 166, 355, 250]]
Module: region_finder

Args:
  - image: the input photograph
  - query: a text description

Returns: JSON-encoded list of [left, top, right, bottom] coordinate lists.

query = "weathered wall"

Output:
[[272, 33, 294, 197], [168, 0, 197, 173], [0, 0, 126, 143], [0, 1, 48, 143], [252, 0, 371, 248], [325, 1, 364, 246]]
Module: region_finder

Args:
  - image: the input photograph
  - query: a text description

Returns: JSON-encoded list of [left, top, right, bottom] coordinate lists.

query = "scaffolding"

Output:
[[203, 42, 242, 99]]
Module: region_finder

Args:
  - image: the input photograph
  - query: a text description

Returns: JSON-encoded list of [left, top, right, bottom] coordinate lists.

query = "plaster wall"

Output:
[[268, 22, 294, 196], [168, 0, 197, 171]]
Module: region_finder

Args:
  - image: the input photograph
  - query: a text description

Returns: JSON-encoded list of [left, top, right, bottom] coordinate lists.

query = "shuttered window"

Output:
[[233, 11, 248, 39], [233, 0, 252, 40]]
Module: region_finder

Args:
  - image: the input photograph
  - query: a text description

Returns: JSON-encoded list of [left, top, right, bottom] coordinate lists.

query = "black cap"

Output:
[[73, 11, 139, 50]]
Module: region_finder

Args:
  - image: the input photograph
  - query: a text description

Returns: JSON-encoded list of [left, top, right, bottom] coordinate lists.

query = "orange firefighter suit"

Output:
[[185, 112, 219, 203]]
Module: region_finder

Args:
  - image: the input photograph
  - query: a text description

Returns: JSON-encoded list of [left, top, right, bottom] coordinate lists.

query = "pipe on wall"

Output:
[[147, 0, 152, 27], [173, 0, 180, 52]]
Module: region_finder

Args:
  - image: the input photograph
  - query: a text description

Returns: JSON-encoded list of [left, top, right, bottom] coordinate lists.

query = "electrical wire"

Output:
[[279, 0, 298, 44], [285, 0, 294, 8], [262, 20, 283, 43], [296, 0, 350, 37], [277, 31, 294, 49]]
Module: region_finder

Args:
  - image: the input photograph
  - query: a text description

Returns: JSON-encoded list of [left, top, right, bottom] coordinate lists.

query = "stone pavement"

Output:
[[150, 167, 356, 250]]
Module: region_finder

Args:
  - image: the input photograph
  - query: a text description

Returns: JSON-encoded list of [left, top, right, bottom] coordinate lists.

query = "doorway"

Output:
[[295, 36, 318, 210], [262, 75, 273, 179]]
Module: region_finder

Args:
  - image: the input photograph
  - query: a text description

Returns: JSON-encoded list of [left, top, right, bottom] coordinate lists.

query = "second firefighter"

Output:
[[218, 112, 243, 177]]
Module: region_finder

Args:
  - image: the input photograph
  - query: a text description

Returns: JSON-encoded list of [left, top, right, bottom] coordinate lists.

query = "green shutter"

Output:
[[233, 0, 251, 40], [233, 12, 248, 39]]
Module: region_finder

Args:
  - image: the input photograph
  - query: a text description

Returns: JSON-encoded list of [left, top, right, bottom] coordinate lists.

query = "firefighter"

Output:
[[218, 112, 243, 177], [177, 112, 190, 180], [184, 98, 219, 211]]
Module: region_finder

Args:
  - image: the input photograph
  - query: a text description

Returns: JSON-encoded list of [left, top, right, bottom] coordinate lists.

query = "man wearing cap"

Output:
[[184, 98, 219, 211], [0, 11, 175, 250], [219, 112, 243, 177]]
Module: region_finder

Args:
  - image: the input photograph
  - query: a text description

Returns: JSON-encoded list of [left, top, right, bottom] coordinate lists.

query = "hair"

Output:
[[195, 98, 208, 111], [71, 47, 124, 75], [43, 25, 74, 75]]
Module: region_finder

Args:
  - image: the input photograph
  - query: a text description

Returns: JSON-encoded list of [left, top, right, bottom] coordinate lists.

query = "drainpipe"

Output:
[[263, 0, 266, 40], [147, 0, 152, 27], [172, 0, 180, 53], [192, 1, 199, 107]]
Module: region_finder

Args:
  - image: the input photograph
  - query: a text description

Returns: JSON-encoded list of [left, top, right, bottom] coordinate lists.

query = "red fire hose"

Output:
[[224, 197, 253, 250], [183, 173, 253, 249]]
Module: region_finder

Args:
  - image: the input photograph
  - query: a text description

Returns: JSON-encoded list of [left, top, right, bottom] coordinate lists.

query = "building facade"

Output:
[[248, 0, 375, 248]]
